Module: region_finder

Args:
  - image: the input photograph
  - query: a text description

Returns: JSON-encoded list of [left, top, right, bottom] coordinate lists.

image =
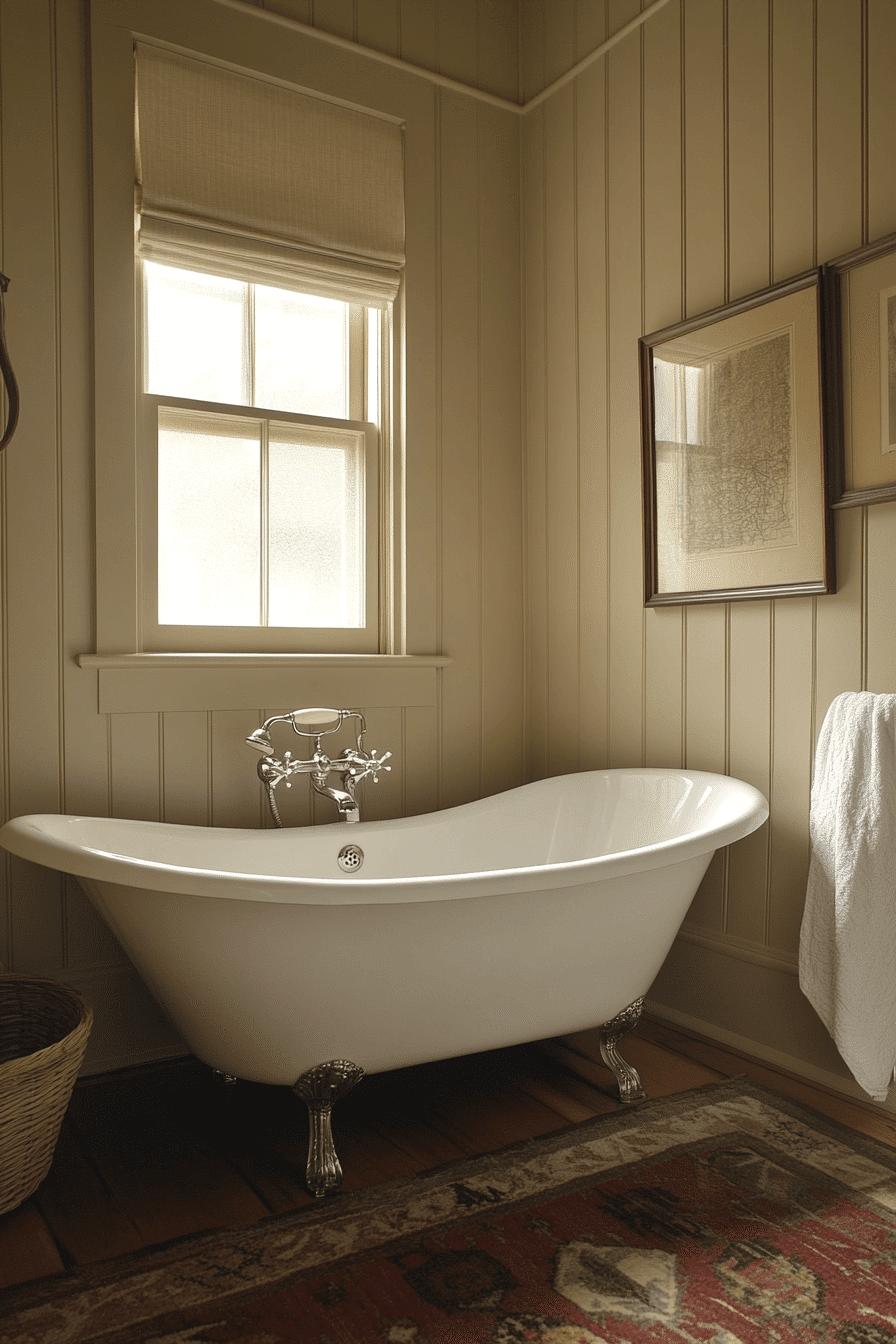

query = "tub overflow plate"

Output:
[[337, 843, 364, 873]]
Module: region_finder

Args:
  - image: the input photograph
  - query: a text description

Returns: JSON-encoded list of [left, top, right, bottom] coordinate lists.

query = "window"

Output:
[[120, 39, 404, 655], [140, 260, 384, 649]]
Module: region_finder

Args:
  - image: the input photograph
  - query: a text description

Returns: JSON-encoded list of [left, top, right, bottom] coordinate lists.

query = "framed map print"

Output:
[[639, 269, 835, 606]]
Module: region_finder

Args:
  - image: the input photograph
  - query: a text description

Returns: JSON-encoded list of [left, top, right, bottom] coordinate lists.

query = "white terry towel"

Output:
[[799, 691, 896, 1101]]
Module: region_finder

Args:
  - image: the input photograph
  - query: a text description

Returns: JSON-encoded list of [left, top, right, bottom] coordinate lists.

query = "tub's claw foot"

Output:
[[599, 998, 646, 1104], [293, 1060, 364, 1198]]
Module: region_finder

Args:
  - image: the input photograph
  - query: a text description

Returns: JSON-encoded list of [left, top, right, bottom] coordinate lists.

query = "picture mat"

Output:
[[652, 285, 825, 597]]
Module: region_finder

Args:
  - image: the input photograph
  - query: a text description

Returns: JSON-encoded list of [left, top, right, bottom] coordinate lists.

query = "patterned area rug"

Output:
[[4, 1077, 896, 1343]]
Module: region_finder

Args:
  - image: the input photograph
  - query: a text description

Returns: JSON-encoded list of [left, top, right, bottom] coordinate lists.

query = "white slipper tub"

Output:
[[0, 768, 767, 1194]]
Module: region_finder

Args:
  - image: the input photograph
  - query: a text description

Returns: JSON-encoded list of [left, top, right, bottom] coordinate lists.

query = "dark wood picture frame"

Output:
[[826, 230, 896, 509], [639, 269, 835, 607]]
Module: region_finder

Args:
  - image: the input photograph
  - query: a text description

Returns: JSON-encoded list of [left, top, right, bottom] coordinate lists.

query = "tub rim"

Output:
[[0, 768, 769, 906]]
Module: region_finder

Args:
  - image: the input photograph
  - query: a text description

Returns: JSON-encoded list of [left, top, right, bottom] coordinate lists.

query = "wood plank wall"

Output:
[[521, 0, 896, 1100], [0, 0, 524, 1072]]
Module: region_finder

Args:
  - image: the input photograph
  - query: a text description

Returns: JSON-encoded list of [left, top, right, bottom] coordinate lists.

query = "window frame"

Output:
[[89, 3, 409, 661], [137, 260, 385, 653], [140, 392, 380, 652]]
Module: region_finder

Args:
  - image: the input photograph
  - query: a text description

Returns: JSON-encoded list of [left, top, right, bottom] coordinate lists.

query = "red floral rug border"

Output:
[[3, 1077, 896, 1343]]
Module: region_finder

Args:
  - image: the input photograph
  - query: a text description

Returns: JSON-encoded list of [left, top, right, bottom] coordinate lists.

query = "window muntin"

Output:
[[140, 260, 381, 650]]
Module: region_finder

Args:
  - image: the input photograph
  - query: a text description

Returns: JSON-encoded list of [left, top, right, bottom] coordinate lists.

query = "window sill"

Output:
[[77, 652, 451, 714]]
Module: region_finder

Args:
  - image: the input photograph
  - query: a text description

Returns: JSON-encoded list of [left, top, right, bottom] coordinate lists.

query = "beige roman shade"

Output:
[[135, 43, 405, 306]]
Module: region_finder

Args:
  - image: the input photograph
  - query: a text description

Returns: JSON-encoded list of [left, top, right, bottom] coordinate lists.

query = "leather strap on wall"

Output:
[[0, 273, 19, 452]]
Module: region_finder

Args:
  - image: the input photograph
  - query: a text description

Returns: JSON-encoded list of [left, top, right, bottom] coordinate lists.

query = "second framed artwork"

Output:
[[826, 230, 896, 507], [639, 269, 835, 607]]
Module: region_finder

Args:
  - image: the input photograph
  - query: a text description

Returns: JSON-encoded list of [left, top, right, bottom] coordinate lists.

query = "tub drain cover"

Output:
[[337, 843, 364, 873]]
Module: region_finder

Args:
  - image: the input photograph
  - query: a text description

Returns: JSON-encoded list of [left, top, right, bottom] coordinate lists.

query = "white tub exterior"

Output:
[[0, 769, 767, 1085]]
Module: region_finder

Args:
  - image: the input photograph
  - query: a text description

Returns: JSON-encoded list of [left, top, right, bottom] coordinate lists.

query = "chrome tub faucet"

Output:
[[246, 708, 391, 826]]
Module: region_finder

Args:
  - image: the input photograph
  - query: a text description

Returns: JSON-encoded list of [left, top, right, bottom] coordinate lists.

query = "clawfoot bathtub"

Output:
[[0, 768, 767, 1196]]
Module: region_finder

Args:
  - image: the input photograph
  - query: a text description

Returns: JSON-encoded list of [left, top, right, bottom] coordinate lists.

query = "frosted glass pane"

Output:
[[254, 287, 348, 417], [158, 412, 261, 624], [267, 428, 363, 627], [145, 262, 248, 403]]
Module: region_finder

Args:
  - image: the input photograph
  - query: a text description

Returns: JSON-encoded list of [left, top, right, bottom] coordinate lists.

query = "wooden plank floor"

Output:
[[1, 1017, 893, 1294]]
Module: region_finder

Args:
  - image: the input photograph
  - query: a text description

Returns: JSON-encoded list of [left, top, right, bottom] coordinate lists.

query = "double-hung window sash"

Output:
[[134, 43, 404, 652]]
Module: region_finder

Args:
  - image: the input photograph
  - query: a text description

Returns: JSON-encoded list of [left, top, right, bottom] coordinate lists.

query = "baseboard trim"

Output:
[[643, 999, 896, 1116], [675, 923, 799, 976]]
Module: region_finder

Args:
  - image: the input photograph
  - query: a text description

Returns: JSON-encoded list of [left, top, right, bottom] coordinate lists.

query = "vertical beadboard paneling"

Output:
[[682, 0, 726, 314], [110, 714, 162, 823], [478, 101, 524, 796], [542, 0, 577, 90], [644, 611, 684, 768], [398, 0, 437, 71], [403, 82, 440, 660], [867, 0, 896, 239], [576, 0, 607, 62], [519, 0, 544, 103], [2, 0, 66, 971], [682, 604, 727, 930], [816, 0, 864, 258], [726, 0, 771, 297], [436, 0, 480, 88], [866, 502, 896, 692], [477, 0, 520, 103], [544, 85, 581, 774], [642, 0, 684, 767], [641, 0, 683, 334], [765, 0, 819, 960], [726, 601, 771, 944], [352, 705, 404, 820], [815, 509, 864, 723], [402, 705, 439, 817], [770, 0, 816, 281], [767, 597, 815, 954], [436, 89, 483, 806], [57, 0, 111, 829], [211, 710, 270, 829], [161, 712, 211, 825], [3, 0, 63, 822], [605, 0, 644, 768], [575, 57, 609, 768], [522, 105, 549, 778], [356, 0, 399, 56], [724, 0, 774, 941], [678, 0, 728, 932]]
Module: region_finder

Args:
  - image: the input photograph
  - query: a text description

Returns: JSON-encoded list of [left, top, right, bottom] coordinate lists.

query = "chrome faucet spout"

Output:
[[311, 779, 360, 823]]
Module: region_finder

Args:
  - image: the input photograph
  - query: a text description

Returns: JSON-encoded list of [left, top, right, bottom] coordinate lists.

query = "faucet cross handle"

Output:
[[343, 748, 392, 785], [364, 750, 392, 784]]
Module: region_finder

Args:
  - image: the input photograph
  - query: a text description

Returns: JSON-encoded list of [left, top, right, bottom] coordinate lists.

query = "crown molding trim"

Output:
[[208, 0, 674, 115]]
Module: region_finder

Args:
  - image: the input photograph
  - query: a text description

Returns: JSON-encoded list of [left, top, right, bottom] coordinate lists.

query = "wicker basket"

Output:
[[0, 974, 93, 1215]]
